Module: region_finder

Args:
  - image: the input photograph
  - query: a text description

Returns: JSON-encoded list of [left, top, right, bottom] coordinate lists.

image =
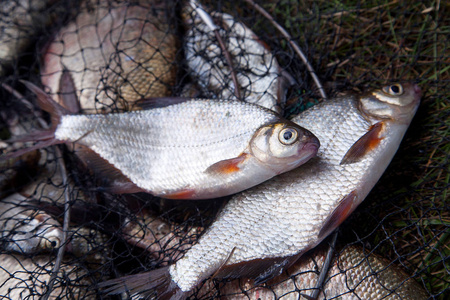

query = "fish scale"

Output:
[[166, 85, 420, 294], [6, 83, 318, 200], [99, 83, 421, 298]]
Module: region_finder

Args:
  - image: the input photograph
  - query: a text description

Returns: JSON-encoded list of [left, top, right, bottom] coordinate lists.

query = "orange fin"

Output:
[[163, 189, 196, 200], [73, 144, 144, 194], [58, 67, 81, 113], [340, 122, 384, 165], [318, 190, 357, 240], [205, 153, 248, 175]]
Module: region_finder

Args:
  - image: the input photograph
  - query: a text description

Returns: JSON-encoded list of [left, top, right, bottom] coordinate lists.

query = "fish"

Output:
[[0, 253, 96, 299], [197, 245, 428, 300], [182, 1, 290, 113], [2, 81, 319, 200], [41, 0, 178, 113], [0, 192, 63, 254], [0, 0, 62, 75], [99, 82, 421, 299]]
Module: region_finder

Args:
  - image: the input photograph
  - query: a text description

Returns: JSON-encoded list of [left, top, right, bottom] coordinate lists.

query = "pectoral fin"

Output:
[[163, 189, 196, 200], [205, 153, 248, 175], [318, 190, 357, 240], [340, 122, 384, 165]]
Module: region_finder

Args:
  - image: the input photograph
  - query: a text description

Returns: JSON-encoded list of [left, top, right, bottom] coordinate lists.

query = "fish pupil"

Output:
[[283, 130, 293, 141], [391, 85, 400, 93]]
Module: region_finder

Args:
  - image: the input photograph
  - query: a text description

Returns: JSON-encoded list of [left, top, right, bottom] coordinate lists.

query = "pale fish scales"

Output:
[[198, 246, 427, 300], [169, 84, 421, 293], [52, 97, 318, 199], [0, 193, 63, 254], [183, 6, 285, 112], [41, 0, 177, 112]]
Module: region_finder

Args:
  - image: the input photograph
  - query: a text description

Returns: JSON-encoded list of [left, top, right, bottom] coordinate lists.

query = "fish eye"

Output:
[[382, 84, 404, 96], [279, 127, 298, 145], [43, 236, 61, 249]]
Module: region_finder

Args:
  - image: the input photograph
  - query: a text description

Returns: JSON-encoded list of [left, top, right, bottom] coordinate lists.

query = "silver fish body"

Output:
[[20, 88, 319, 200], [99, 83, 420, 298], [183, 4, 287, 113], [199, 246, 428, 300], [0, 192, 63, 254]]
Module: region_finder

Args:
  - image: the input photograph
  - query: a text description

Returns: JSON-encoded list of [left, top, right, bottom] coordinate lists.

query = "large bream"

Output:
[[100, 82, 421, 299]]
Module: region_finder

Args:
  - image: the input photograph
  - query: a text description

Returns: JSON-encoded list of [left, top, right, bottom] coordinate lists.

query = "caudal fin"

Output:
[[0, 81, 69, 161], [98, 266, 188, 300]]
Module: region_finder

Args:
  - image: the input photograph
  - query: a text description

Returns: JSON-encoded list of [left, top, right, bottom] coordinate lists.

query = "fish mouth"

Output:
[[286, 141, 319, 168]]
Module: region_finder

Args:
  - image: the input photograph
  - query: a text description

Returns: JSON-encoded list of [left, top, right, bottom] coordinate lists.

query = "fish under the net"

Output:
[[0, 0, 448, 299]]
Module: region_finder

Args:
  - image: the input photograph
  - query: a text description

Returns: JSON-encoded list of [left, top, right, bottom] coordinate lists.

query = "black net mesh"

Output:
[[0, 0, 448, 299]]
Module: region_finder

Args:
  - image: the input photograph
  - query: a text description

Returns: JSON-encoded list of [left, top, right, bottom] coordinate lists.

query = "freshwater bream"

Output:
[[182, 2, 288, 113], [99, 83, 421, 298], [3, 81, 319, 200], [198, 245, 428, 299]]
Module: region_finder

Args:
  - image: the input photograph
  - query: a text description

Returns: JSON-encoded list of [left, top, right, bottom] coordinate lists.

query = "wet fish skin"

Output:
[[0, 253, 96, 299], [41, 0, 178, 113], [5, 83, 319, 200], [99, 83, 420, 299], [0, 193, 63, 254], [183, 3, 287, 113], [198, 246, 428, 300]]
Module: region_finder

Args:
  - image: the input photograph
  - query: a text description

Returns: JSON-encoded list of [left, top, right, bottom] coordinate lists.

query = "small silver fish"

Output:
[[99, 83, 421, 298], [182, 1, 288, 113], [198, 245, 428, 300], [0, 192, 63, 254], [3, 81, 319, 200], [41, 0, 178, 113]]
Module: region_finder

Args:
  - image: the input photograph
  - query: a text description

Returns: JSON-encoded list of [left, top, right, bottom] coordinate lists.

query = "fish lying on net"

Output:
[[0, 192, 63, 254], [99, 83, 421, 299], [1, 81, 319, 199], [196, 245, 428, 300], [0, 0, 64, 75], [41, 0, 178, 113], [182, 0, 289, 113], [0, 253, 97, 299]]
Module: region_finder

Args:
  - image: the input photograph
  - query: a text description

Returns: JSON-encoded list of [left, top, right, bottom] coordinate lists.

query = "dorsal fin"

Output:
[[58, 67, 81, 113], [135, 97, 193, 110]]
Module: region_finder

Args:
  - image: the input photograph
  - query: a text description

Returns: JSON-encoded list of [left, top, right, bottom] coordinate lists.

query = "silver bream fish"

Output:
[[99, 82, 421, 298], [182, 2, 288, 112], [198, 245, 428, 300], [3, 81, 319, 200]]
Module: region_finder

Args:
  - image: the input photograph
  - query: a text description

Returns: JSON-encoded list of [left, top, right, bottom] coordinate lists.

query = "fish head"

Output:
[[249, 121, 320, 174], [360, 83, 421, 123]]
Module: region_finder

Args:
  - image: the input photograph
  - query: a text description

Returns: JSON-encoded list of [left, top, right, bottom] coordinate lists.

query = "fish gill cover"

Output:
[[0, 0, 448, 299]]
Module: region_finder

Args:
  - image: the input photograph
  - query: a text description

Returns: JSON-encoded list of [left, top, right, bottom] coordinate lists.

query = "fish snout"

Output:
[[413, 84, 422, 100], [301, 130, 320, 154]]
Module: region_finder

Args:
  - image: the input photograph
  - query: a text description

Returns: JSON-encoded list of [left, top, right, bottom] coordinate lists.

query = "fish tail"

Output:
[[0, 81, 69, 161], [19, 80, 70, 130], [99, 267, 188, 300]]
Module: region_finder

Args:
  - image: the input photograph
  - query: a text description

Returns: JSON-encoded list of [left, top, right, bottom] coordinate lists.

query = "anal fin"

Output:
[[340, 122, 384, 165], [318, 190, 357, 240], [73, 144, 144, 194]]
